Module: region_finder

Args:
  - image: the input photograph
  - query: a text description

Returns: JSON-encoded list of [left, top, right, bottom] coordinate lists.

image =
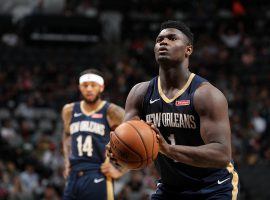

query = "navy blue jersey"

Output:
[[141, 73, 239, 193], [69, 101, 111, 171]]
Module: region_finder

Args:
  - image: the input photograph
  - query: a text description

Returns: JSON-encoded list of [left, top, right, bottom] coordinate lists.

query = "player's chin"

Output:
[[84, 96, 98, 104], [157, 55, 171, 63]]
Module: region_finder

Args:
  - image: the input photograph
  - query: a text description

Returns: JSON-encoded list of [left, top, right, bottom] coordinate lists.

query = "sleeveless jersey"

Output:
[[141, 73, 235, 190], [69, 101, 111, 171]]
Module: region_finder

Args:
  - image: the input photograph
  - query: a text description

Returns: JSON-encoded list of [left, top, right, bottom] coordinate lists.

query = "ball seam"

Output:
[[126, 121, 149, 166], [151, 129, 155, 161], [112, 130, 143, 169]]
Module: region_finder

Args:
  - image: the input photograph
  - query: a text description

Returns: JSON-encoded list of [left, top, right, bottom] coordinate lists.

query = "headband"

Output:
[[79, 74, 104, 85]]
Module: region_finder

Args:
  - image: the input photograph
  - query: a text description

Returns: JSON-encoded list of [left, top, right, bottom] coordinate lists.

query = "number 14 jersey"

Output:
[[69, 101, 110, 171]]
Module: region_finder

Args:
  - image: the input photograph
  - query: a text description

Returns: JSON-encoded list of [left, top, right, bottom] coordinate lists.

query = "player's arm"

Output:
[[124, 81, 150, 121], [155, 83, 231, 168], [107, 103, 125, 130], [61, 103, 74, 179], [106, 82, 149, 172], [102, 103, 126, 179]]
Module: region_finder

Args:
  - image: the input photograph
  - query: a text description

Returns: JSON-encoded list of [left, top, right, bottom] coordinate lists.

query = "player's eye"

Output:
[[169, 36, 177, 41], [156, 37, 163, 43], [91, 83, 98, 88]]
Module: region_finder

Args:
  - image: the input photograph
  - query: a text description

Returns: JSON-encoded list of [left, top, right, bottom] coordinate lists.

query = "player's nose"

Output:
[[160, 38, 169, 46], [86, 85, 93, 91]]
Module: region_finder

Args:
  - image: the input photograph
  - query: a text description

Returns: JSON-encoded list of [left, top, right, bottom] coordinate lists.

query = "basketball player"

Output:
[[109, 21, 240, 199], [62, 69, 125, 200]]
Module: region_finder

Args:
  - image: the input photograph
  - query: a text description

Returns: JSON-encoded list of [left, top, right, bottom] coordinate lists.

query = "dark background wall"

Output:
[[0, 0, 269, 199]]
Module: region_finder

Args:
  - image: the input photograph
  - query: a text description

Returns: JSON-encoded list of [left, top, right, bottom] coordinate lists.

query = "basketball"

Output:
[[110, 120, 159, 170]]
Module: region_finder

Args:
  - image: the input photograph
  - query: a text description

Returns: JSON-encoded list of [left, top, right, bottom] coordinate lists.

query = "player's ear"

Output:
[[100, 85, 105, 93], [185, 45, 193, 57], [78, 84, 82, 93]]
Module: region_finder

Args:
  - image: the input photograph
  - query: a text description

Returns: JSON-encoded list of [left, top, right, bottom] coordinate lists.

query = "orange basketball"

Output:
[[110, 120, 159, 170]]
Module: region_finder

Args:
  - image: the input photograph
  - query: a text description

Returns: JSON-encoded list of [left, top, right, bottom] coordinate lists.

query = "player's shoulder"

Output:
[[107, 102, 125, 129], [62, 102, 75, 112], [125, 81, 151, 114], [130, 81, 150, 95], [127, 81, 150, 104], [194, 82, 228, 112], [107, 102, 124, 114], [62, 102, 75, 117], [107, 102, 122, 108], [195, 82, 226, 99]]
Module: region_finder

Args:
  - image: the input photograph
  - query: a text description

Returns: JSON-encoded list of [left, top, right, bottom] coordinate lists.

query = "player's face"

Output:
[[154, 28, 192, 64], [79, 82, 104, 104]]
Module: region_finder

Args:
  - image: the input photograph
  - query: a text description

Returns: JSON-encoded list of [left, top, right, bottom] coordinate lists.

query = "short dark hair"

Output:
[[160, 20, 194, 45], [79, 68, 104, 78]]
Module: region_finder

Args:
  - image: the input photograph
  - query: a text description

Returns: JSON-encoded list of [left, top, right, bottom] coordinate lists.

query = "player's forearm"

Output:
[[62, 135, 71, 166], [165, 143, 231, 168], [63, 148, 70, 166]]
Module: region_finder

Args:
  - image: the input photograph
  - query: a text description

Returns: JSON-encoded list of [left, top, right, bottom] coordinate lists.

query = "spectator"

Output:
[[20, 164, 39, 198]]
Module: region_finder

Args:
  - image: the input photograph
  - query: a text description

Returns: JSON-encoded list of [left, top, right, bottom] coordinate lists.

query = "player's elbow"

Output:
[[218, 155, 231, 168], [213, 143, 231, 168], [216, 151, 231, 168]]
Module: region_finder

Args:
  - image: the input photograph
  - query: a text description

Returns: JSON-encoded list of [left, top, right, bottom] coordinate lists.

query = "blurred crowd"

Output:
[[1, 0, 270, 199]]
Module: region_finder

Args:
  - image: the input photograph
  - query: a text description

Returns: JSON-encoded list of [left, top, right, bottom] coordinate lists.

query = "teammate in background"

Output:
[[109, 21, 239, 199], [62, 69, 125, 200]]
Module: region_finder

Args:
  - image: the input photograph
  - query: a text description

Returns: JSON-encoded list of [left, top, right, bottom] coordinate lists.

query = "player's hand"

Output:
[[145, 121, 170, 156], [106, 141, 121, 167], [101, 162, 123, 179]]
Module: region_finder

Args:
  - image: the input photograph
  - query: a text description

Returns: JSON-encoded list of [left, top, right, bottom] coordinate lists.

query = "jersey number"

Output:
[[76, 135, 93, 157], [168, 134, 176, 145], [168, 134, 177, 162]]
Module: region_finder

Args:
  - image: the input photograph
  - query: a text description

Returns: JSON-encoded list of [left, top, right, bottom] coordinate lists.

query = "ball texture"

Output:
[[110, 120, 159, 170]]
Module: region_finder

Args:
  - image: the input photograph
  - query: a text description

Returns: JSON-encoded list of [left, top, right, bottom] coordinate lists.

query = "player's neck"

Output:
[[82, 99, 102, 112], [159, 64, 191, 90]]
